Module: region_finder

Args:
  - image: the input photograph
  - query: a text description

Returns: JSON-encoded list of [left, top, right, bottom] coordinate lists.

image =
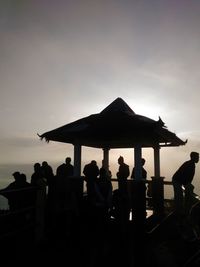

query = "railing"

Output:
[[110, 177, 200, 215], [110, 177, 173, 213], [0, 186, 38, 246], [0, 177, 84, 245], [1, 177, 199, 245]]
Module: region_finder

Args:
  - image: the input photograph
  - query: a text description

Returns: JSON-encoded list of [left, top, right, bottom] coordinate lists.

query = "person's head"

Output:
[[190, 152, 199, 163], [34, 162, 41, 172], [12, 171, 20, 181], [118, 156, 124, 165], [42, 161, 48, 167], [91, 160, 97, 166], [65, 157, 71, 164]]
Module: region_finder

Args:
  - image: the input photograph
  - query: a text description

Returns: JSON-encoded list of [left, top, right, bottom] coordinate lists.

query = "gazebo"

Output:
[[39, 97, 187, 218], [39, 97, 186, 179]]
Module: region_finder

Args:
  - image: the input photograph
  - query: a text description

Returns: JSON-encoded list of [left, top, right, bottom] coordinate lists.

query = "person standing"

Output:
[[31, 162, 47, 242], [131, 158, 147, 180], [116, 156, 130, 228], [83, 160, 100, 205], [117, 156, 130, 195], [53, 157, 75, 238], [100, 160, 112, 180], [56, 157, 74, 178], [172, 151, 199, 218]]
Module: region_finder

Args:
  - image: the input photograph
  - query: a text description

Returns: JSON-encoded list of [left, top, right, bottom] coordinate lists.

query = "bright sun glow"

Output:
[[129, 102, 163, 121]]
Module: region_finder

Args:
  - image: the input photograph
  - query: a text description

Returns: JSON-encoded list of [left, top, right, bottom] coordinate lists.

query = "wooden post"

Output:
[[151, 146, 164, 216], [151, 176, 165, 216], [103, 147, 109, 172], [74, 144, 82, 177]]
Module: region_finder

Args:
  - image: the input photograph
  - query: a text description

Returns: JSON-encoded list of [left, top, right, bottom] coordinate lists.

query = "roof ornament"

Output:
[[158, 116, 165, 127]]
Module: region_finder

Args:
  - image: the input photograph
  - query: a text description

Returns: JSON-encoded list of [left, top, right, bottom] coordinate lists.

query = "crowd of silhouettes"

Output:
[[2, 153, 200, 244], [172, 151, 199, 219], [1, 151, 200, 267], [0, 155, 149, 239]]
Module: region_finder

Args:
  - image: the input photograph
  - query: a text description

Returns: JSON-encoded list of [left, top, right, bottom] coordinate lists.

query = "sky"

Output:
[[1, 0, 200, 193]]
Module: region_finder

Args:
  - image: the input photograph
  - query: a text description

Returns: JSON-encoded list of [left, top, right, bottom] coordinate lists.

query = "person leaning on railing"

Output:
[[0, 172, 36, 211], [172, 151, 199, 219]]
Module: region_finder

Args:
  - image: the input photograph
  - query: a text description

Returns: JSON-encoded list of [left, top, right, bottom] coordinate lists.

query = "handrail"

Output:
[[0, 185, 37, 194]]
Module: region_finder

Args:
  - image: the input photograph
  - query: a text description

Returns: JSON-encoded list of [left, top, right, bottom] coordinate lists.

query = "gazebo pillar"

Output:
[[131, 145, 146, 228], [134, 145, 142, 180], [102, 148, 109, 172], [151, 146, 164, 216], [73, 144, 83, 212], [154, 146, 160, 177], [73, 144, 82, 176]]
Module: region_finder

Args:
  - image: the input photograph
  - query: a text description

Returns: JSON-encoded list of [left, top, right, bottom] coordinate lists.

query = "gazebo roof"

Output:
[[39, 98, 187, 148]]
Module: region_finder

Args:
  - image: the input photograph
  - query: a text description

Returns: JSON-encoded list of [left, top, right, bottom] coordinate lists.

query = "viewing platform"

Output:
[[1, 176, 200, 266]]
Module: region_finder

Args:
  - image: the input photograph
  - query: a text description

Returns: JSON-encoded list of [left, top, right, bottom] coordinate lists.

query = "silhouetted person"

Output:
[[52, 158, 77, 239], [42, 161, 55, 202], [42, 161, 54, 184], [131, 158, 147, 179], [117, 156, 130, 194], [0, 171, 21, 210], [0, 172, 34, 211], [19, 173, 31, 186], [130, 158, 149, 209], [2, 171, 21, 190], [31, 163, 47, 242], [31, 163, 46, 187], [56, 157, 74, 178], [100, 159, 112, 180], [19, 173, 36, 207], [116, 156, 130, 230], [95, 168, 113, 218], [172, 151, 199, 219], [41, 161, 56, 233], [83, 160, 100, 206]]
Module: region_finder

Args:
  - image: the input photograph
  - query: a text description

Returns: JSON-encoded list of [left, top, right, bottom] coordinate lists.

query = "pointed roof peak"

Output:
[[100, 97, 135, 115]]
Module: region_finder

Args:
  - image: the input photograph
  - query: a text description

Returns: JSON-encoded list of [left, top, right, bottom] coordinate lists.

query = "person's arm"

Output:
[[131, 168, 134, 179]]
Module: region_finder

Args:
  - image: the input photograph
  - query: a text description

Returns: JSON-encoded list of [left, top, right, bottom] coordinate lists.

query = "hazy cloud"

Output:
[[1, 0, 200, 195]]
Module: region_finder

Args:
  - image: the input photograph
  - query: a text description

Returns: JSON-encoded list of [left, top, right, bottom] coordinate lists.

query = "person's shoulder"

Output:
[[56, 164, 61, 170], [7, 182, 17, 189], [84, 163, 89, 167], [182, 160, 193, 167], [83, 164, 89, 170], [58, 163, 66, 169]]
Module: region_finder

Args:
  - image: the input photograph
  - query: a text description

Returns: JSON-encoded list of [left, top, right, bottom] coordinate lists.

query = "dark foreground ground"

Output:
[[1, 205, 200, 267]]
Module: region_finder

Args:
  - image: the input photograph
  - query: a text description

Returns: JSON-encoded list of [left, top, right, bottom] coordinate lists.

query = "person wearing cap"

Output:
[[172, 151, 199, 218]]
